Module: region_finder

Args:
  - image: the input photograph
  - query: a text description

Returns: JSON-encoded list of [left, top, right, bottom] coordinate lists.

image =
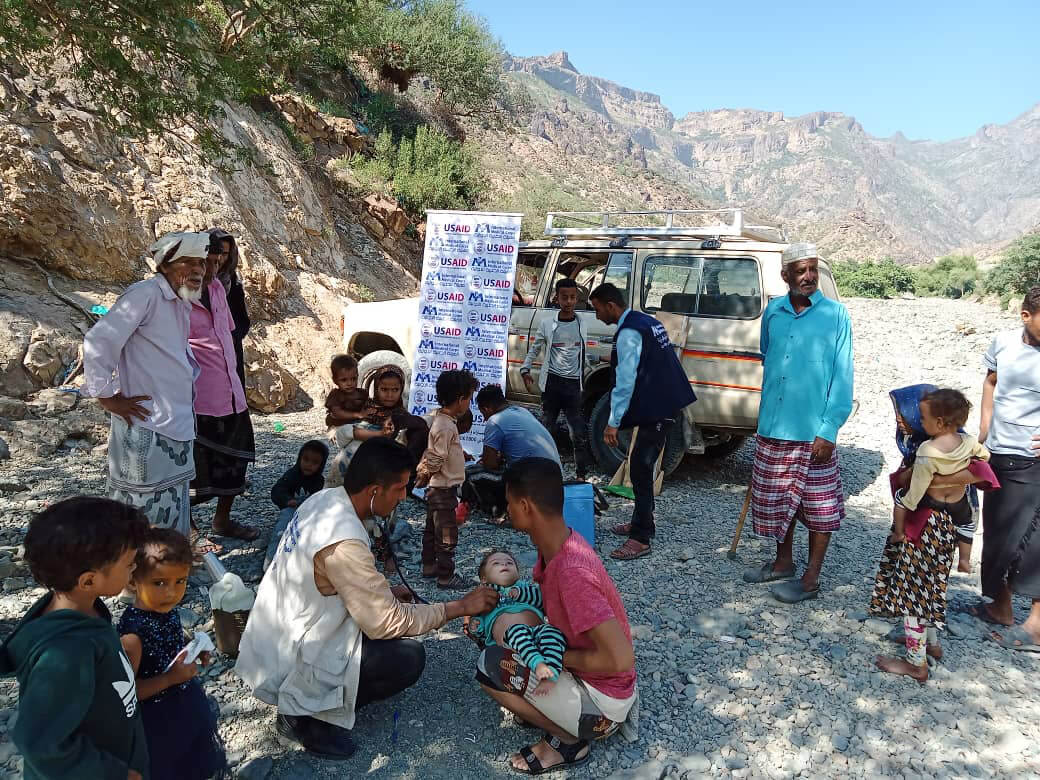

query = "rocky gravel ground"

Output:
[[1, 297, 1039, 779]]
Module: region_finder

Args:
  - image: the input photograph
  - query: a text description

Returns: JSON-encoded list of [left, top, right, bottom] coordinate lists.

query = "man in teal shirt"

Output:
[[743, 243, 854, 603]]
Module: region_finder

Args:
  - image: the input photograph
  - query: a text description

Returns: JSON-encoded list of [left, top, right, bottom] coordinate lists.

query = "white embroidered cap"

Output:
[[781, 242, 818, 265]]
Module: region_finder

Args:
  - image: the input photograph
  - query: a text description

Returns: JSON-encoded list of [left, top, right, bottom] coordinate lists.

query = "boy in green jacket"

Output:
[[0, 496, 150, 779]]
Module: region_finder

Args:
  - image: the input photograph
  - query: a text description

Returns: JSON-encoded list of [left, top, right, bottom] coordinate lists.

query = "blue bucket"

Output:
[[563, 482, 595, 547]]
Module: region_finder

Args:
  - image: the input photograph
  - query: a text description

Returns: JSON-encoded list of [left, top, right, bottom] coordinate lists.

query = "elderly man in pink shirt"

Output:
[[188, 237, 259, 541], [83, 232, 210, 536]]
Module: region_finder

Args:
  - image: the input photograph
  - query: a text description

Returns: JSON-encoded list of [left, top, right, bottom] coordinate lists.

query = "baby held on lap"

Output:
[[470, 550, 567, 693]]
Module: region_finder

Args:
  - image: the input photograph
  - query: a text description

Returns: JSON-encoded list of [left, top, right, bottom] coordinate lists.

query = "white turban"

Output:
[[147, 232, 212, 272], [781, 242, 818, 265]]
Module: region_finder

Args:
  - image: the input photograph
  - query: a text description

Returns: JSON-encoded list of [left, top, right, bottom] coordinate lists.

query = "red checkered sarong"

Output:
[[751, 435, 845, 541]]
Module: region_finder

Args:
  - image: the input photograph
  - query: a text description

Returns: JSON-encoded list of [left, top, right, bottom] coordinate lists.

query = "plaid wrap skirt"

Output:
[[751, 435, 845, 541]]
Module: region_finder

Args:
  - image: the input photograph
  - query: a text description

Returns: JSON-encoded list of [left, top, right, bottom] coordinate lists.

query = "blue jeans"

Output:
[[265, 506, 296, 570]]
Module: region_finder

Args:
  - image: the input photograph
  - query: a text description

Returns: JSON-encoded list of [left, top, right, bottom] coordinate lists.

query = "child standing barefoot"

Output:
[[870, 389, 989, 682], [118, 528, 228, 780]]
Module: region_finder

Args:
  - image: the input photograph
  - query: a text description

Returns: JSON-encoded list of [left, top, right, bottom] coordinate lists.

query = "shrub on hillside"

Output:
[[351, 125, 481, 214], [833, 260, 916, 298], [985, 233, 1040, 302], [914, 254, 979, 299]]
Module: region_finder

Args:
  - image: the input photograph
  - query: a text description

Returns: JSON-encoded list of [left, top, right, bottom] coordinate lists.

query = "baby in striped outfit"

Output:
[[468, 550, 567, 688]]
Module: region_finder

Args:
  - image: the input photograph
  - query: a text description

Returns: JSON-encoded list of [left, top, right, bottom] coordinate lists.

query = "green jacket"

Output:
[[0, 593, 150, 779]]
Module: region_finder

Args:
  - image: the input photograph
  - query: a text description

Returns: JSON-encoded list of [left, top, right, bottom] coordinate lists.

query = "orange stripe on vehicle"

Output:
[[690, 379, 762, 392], [684, 350, 761, 362]]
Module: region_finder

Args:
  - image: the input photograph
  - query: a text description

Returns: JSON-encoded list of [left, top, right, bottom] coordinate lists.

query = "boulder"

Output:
[[243, 348, 299, 414], [22, 337, 63, 386], [29, 388, 78, 416], [0, 397, 28, 420], [363, 194, 409, 236]]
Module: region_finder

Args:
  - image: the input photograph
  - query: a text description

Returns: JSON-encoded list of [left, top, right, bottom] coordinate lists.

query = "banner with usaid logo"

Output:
[[411, 210, 522, 454]]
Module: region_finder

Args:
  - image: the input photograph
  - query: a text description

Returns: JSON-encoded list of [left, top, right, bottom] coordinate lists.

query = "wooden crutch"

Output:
[[727, 482, 753, 560]]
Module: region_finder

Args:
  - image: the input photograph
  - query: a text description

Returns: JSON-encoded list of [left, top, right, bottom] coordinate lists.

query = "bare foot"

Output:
[[875, 654, 928, 683], [531, 675, 557, 698], [534, 662, 556, 682], [957, 563, 972, 574], [926, 643, 943, 661]]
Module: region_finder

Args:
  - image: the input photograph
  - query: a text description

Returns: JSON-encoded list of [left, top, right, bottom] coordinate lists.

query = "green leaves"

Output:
[[985, 233, 1040, 302]]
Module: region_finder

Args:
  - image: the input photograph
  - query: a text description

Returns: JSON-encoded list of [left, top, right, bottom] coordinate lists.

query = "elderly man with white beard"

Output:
[[82, 232, 210, 537]]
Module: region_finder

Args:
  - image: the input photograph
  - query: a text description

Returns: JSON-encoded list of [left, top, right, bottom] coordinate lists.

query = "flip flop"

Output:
[[961, 603, 1012, 627], [770, 580, 820, 604], [742, 562, 797, 583], [610, 539, 651, 560], [989, 626, 1040, 652]]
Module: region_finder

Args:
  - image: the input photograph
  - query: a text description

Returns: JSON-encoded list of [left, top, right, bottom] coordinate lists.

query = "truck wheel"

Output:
[[703, 434, 748, 460], [358, 350, 411, 400], [587, 394, 686, 478]]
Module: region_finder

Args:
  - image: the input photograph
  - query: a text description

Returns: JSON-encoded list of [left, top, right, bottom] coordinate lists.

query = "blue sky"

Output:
[[465, 0, 1039, 141]]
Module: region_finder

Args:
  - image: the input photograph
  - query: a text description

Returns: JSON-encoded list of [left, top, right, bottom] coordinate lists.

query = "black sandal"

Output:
[[511, 736, 590, 775]]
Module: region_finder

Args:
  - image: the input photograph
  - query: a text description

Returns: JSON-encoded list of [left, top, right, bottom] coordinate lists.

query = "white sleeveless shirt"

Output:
[[235, 487, 372, 729]]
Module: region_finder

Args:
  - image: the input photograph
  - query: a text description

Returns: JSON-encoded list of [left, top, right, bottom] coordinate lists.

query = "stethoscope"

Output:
[[370, 493, 428, 605]]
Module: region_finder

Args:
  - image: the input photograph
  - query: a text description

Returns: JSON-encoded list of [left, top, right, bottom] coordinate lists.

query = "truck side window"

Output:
[[513, 252, 548, 307], [600, 252, 633, 305], [642, 256, 761, 319], [549, 253, 609, 309]]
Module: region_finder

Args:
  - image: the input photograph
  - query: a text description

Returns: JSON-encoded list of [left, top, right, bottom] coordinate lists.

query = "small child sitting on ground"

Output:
[[4, 496, 150, 780], [118, 527, 228, 780], [266, 439, 329, 569], [466, 550, 567, 691]]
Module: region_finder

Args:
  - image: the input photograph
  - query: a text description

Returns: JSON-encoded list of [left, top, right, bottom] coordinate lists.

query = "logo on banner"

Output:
[[426, 289, 464, 303], [424, 270, 466, 288], [467, 311, 508, 325], [412, 405, 429, 416], [438, 257, 468, 268], [429, 359, 459, 371], [475, 242, 515, 255], [444, 223, 471, 234], [415, 372, 435, 385]]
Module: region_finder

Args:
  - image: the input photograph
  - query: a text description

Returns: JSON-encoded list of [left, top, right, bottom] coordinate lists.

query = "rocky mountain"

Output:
[[493, 52, 1040, 262]]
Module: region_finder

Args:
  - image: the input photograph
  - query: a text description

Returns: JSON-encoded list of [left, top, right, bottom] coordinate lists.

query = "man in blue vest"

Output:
[[589, 283, 696, 560]]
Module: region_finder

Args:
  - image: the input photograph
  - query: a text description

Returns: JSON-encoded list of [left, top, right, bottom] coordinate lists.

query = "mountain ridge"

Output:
[[492, 50, 1040, 262]]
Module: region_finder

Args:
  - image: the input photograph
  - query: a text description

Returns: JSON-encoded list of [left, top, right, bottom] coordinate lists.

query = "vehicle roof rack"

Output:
[[543, 209, 786, 243]]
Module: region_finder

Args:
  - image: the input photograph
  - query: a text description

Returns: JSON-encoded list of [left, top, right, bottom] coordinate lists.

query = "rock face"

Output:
[[497, 52, 1040, 261], [269, 93, 366, 154], [0, 66, 421, 408]]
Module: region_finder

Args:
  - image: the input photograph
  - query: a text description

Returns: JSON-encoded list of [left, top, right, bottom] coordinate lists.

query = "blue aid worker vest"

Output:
[[610, 310, 696, 428]]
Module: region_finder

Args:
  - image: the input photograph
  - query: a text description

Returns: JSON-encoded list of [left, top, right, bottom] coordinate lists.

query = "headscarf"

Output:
[[206, 228, 240, 293], [147, 232, 210, 272], [890, 384, 938, 460], [364, 364, 408, 424]]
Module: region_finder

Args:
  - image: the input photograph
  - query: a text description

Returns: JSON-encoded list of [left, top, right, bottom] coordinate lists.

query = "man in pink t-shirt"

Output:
[[475, 458, 637, 774]]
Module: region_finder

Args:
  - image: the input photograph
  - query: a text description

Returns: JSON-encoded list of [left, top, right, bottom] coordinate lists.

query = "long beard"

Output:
[[177, 285, 203, 302]]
